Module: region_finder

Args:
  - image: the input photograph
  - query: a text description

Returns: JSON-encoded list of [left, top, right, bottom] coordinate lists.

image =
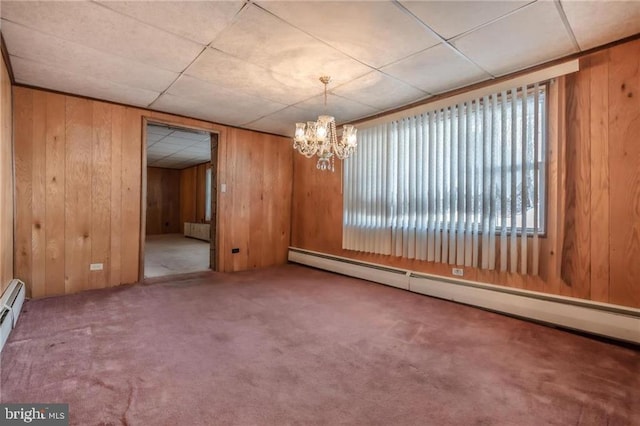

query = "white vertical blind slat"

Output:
[[435, 110, 443, 263], [532, 84, 540, 275], [488, 94, 498, 270], [407, 117, 417, 259], [415, 115, 426, 260], [427, 112, 436, 262], [500, 90, 508, 271], [442, 109, 450, 264], [464, 101, 473, 267], [472, 101, 481, 268], [383, 123, 392, 255], [457, 102, 466, 265], [510, 88, 518, 273], [449, 106, 458, 264], [520, 85, 528, 274], [481, 95, 490, 269]]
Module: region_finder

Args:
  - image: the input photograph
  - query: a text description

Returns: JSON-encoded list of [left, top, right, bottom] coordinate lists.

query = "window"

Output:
[[205, 167, 212, 222], [343, 83, 547, 275]]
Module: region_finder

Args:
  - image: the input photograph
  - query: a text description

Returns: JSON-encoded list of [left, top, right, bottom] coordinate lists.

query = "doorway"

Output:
[[143, 122, 217, 278]]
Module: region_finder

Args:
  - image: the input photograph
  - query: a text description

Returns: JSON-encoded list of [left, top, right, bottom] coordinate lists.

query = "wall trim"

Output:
[[288, 247, 640, 345]]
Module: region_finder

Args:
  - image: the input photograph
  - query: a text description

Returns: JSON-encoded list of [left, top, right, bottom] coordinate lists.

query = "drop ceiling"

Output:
[[1, 1, 639, 138], [146, 124, 210, 169]]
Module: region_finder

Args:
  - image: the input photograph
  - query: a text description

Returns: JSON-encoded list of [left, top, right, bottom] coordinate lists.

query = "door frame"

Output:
[[139, 117, 221, 281]]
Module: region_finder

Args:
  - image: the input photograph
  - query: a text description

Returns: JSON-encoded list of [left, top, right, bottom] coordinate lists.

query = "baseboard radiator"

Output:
[[0, 279, 26, 352], [288, 248, 640, 345]]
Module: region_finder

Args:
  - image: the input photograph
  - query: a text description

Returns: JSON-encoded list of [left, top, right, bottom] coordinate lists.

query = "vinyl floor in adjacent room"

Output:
[[144, 233, 210, 278], [1, 265, 638, 425]]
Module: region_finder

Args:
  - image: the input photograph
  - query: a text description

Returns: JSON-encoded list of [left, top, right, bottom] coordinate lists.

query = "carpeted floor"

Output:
[[1, 264, 638, 425]]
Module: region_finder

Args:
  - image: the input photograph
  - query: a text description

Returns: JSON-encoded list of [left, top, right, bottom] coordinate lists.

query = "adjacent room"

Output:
[[0, 1, 638, 425], [144, 123, 214, 278]]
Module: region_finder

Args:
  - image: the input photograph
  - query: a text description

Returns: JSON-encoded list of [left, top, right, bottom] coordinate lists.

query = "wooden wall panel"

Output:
[[146, 167, 181, 235], [588, 51, 610, 303], [13, 87, 293, 297], [31, 91, 47, 297], [64, 97, 92, 295], [91, 102, 112, 289], [0, 55, 14, 293], [222, 128, 292, 271], [44, 93, 66, 296], [13, 87, 33, 293], [180, 162, 209, 225], [562, 62, 591, 299], [120, 108, 142, 285], [608, 40, 640, 307], [289, 38, 640, 308], [109, 104, 123, 288], [180, 166, 197, 224]]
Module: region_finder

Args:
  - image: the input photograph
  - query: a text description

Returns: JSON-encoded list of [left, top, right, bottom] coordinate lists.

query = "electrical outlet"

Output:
[[452, 268, 464, 277], [221, 183, 227, 193], [90, 263, 104, 271]]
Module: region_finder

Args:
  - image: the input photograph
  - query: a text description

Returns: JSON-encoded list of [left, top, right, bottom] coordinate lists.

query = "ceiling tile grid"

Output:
[[1, 1, 639, 138], [146, 125, 211, 169]]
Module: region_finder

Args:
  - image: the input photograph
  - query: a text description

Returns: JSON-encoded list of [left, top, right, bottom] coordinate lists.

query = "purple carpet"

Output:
[[1, 265, 638, 425]]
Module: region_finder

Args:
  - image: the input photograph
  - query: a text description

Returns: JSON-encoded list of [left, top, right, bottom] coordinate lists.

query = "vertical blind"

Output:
[[343, 83, 546, 275]]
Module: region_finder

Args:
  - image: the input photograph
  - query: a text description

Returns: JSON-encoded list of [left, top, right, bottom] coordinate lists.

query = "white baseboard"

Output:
[[288, 247, 640, 345]]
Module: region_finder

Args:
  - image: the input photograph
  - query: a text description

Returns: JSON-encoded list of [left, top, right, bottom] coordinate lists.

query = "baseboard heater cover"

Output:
[[288, 249, 409, 290], [0, 279, 26, 352], [288, 248, 640, 344]]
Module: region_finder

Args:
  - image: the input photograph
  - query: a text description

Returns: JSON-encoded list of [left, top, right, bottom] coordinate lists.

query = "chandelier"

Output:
[[293, 76, 357, 172]]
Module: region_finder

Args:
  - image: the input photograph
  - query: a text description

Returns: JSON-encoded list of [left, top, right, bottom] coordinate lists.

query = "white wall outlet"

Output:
[[452, 268, 464, 276], [90, 263, 103, 271], [221, 183, 227, 193]]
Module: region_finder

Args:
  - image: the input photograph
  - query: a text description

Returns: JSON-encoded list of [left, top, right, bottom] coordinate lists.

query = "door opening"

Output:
[[142, 122, 218, 279]]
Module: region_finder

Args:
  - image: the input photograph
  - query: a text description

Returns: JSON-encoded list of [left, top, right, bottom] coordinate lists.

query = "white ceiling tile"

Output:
[[332, 71, 428, 111], [400, 0, 530, 40], [160, 135, 197, 146], [381, 44, 491, 94], [147, 125, 173, 136], [1, 20, 178, 92], [170, 129, 209, 141], [146, 133, 166, 144], [258, 1, 441, 68], [244, 106, 318, 137], [294, 94, 379, 125], [10, 56, 159, 107], [148, 146, 181, 155], [159, 75, 288, 125], [181, 147, 210, 155], [97, 0, 244, 45], [211, 4, 372, 87], [562, 0, 640, 51], [452, 1, 578, 76], [186, 48, 321, 104], [1, 1, 203, 72]]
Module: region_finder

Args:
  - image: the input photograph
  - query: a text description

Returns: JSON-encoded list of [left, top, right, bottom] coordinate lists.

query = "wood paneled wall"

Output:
[[180, 162, 209, 225], [219, 128, 293, 272], [146, 167, 181, 235], [290, 38, 640, 309], [13, 87, 293, 298], [0, 54, 14, 293], [562, 40, 640, 307], [14, 89, 142, 296]]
